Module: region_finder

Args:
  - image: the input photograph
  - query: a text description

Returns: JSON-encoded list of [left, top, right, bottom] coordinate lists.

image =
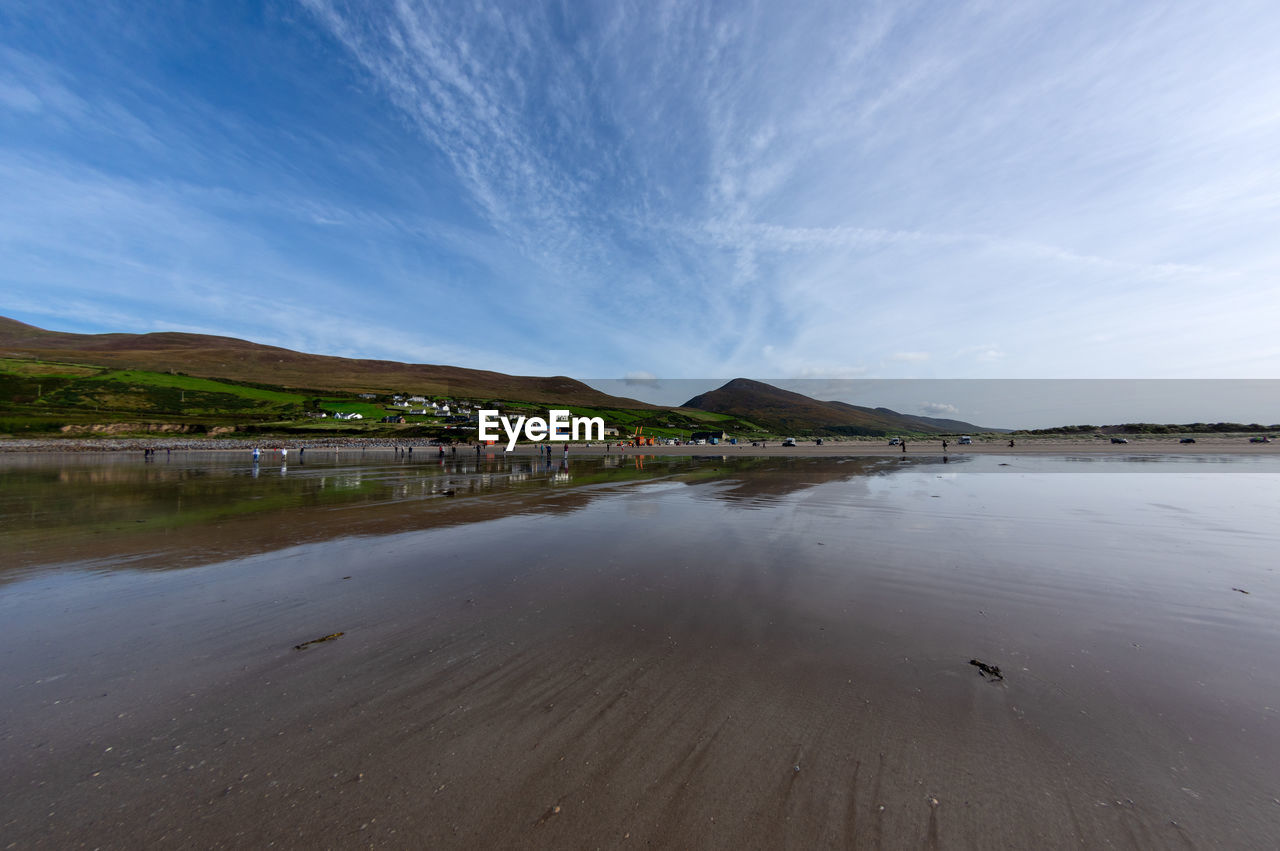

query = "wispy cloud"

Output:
[[2, 0, 1278, 386]]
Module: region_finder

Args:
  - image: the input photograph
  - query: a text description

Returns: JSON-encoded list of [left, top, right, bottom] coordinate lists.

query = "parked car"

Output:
[[1249, 436, 1272, 443], [782, 437, 797, 447], [1179, 437, 1196, 444], [1111, 437, 1129, 444], [888, 437, 901, 446], [958, 436, 972, 445]]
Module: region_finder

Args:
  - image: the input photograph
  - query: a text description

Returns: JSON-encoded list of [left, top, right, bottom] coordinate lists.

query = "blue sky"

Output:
[[2, 1, 1278, 420]]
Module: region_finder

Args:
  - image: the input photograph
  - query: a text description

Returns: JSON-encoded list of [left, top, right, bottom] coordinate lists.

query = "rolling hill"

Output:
[[0, 316, 652, 408], [682, 378, 997, 435]]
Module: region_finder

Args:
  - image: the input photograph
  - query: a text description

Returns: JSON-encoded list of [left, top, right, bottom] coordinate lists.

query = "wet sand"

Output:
[[2, 455, 1278, 848]]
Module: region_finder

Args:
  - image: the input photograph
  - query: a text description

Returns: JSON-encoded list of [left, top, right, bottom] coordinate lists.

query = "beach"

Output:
[[2, 453, 1278, 848]]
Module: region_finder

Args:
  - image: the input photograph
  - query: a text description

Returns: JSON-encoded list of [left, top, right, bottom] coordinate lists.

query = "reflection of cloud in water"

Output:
[[626, 498, 662, 518], [1052, 454, 1258, 469]]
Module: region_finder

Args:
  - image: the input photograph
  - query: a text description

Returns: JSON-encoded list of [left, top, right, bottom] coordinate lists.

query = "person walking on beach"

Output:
[[942, 439, 948, 452], [901, 440, 907, 453]]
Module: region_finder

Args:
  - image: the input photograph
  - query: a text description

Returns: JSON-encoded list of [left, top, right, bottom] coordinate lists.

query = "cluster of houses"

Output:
[[389, 396, 474, 418], [306, 395, 481, 423]]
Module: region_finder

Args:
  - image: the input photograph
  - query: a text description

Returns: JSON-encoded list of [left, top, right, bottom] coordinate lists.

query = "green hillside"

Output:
[[0, 357, 313, 432]]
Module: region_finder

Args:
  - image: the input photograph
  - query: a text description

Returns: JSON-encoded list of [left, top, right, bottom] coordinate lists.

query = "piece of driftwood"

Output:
[[295, 632, 345, 650]]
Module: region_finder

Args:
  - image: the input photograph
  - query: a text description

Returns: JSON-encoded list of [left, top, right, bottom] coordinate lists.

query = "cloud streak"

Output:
[[1, 0, 1277, 386]]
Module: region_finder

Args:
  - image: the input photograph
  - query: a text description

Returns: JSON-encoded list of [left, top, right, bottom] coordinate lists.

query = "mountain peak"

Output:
[[683, 378, 987, 435]]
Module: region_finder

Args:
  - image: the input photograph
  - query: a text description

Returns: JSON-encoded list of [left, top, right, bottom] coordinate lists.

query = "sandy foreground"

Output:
[[2, 454, 1278, 849]]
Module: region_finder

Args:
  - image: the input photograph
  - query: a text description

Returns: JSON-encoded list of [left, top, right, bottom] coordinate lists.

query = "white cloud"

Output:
[[920, 401, 959, 416], [953, 344, 1006, 363], [789, 365, 870, 380], [623, 371, 660, 388]]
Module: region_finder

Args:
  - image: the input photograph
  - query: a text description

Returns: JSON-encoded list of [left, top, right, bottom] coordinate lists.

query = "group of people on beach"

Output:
[[251, 446, 307, 461]]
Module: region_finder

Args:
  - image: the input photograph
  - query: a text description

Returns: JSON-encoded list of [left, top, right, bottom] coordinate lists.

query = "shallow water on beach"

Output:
[[2, 452, 1279, 847], [0, 450, 735, 574]]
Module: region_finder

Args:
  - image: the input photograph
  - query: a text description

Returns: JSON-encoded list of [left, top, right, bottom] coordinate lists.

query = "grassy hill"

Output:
[[0, 316, 652, 409], [0, 355, 775, 440], [0, 319, 749, 439], [0, 355, 311, 433]]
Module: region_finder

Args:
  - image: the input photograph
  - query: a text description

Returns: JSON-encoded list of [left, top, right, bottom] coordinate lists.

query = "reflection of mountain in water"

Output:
[[1, 455, 725, 576], [689, 456, 971, 509], [1, 454, 971, 578]]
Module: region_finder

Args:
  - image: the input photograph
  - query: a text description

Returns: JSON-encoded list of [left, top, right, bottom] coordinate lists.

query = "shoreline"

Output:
[[1, 434, 1276, 455]]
